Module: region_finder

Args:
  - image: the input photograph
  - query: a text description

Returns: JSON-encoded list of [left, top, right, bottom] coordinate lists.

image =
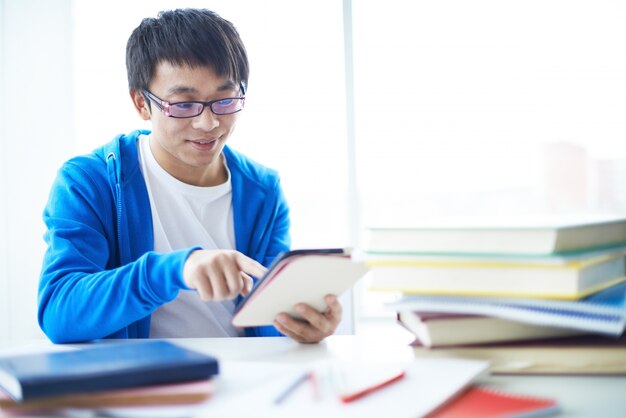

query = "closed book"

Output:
[[388, 280, 626, 335], [233, 248, 369, 327], [364, 216, 626, 256], [0, 379, 213, 410], [426, 385, 560, 418], [412, 334, 626, 375], [0, 341, 219, 402], [398, 311, 583, 347], [368, 249, 626, 299]]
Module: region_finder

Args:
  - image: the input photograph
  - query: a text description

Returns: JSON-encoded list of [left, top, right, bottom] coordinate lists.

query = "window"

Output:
[[352, 0, 626, 225], [73, 0, 349, 249], [70, 0, 626, 327], [351, 0, 626, 317]]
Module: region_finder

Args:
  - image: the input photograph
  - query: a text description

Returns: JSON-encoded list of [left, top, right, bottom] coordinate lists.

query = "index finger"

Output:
[[234, 252, 267, 279]]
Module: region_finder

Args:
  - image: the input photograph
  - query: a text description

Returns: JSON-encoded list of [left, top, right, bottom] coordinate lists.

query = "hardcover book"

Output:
[[364, 216, 626, 256], [0, 379, 213, 410], [398, 311, 583, 347], [367, 248, 626, 299], [0, 341, 219, 402], [412, 334, 626, 375]]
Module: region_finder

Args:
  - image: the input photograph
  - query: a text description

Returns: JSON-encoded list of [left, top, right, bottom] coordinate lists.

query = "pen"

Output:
[[274, 371, 311, 404], [338, 370, 407, 404], [309, 371, 320, 400]]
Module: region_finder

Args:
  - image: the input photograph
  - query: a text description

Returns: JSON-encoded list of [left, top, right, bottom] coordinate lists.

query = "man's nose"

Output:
[[191, 106, 219, 130]]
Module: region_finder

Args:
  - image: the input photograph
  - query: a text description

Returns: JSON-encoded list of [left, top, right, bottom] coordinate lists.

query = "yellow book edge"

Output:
[[365, 253, 623, 270], [368, 276, 626, 301]]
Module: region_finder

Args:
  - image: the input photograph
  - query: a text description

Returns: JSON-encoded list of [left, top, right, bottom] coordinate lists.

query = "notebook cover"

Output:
[[426, 385, 560, 418], [0, 341, 218, 401]]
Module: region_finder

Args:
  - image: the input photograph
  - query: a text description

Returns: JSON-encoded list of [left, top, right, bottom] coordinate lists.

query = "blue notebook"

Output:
[[387, 281, 626, 335], [0, 341, 218, 402]]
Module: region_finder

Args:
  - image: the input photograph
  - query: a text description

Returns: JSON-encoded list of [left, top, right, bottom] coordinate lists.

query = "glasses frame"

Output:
[[142, 84, 246, 118]]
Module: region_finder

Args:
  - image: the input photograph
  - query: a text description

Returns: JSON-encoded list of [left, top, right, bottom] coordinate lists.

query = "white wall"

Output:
[[0, 0, 74, 341], [0, 0, 9, 341], [352, 0, 626, 227], [0, 0, 354, 341]]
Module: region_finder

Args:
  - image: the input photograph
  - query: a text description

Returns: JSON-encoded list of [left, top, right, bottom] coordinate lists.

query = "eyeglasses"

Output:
[[142, 90, 245, 118]]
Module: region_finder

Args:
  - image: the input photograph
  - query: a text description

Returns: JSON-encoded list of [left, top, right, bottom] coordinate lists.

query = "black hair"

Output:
[[125, 8, 249, 92]]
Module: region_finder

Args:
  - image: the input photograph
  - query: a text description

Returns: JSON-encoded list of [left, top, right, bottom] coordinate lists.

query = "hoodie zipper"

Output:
[[106, 151, 124, 263]]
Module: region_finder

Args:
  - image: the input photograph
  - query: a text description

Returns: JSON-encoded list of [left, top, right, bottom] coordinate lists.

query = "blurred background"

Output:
[[1, 0, 625, 341]]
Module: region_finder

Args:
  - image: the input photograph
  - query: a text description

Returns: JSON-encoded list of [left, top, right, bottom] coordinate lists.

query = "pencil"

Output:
[[274, 372, 311, 404]]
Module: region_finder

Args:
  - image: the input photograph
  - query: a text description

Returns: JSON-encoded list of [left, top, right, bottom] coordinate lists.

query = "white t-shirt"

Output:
[[137, 134, 243, 337]]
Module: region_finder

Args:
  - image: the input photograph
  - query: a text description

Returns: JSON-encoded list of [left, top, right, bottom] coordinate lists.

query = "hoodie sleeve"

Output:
[[38, 159, 191, 343]]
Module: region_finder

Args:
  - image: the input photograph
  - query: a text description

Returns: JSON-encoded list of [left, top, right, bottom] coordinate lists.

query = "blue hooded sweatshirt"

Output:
[[39, 130, 289, 343]]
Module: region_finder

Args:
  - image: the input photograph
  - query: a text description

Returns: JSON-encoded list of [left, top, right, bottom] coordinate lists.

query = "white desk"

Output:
[[1, 332, 625, 418], [177, 336, 626, 418]]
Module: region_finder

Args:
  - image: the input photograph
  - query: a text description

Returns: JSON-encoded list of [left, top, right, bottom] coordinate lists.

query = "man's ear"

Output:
[[130, 89, 151, 121]]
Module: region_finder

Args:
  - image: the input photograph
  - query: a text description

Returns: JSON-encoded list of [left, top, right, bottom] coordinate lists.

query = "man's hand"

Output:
[[182, 250, 267, 301], [273, 294, 342, 344]]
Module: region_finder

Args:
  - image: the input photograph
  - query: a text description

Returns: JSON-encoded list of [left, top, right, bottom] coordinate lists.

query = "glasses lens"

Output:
[[211, 98, 244, 115], [169, 102, 205, 117]]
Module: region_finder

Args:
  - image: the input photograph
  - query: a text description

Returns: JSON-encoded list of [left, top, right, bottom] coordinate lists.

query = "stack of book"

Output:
[[363, 217, 626, 374], [0, 340, 219, 415]]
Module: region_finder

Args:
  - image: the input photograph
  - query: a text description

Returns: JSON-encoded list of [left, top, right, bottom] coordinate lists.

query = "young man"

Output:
[[38, 8, 341, 344]]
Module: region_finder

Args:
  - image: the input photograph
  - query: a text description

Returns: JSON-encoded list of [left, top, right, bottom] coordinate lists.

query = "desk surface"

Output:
[[179, 335, 626, 418], [1, 330, 625, 418]]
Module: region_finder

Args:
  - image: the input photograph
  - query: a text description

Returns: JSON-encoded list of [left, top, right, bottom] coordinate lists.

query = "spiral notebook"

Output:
[[425, 385, 560, 418], [387, 280, 626, 335]]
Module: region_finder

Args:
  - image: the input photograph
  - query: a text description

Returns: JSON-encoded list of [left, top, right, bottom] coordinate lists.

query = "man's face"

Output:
[[132, 62, 243, 186]]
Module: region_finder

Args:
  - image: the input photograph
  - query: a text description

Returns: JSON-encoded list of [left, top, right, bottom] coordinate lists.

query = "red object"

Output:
[[339, 371, 406, 403], [426, 385, 559, 418]]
